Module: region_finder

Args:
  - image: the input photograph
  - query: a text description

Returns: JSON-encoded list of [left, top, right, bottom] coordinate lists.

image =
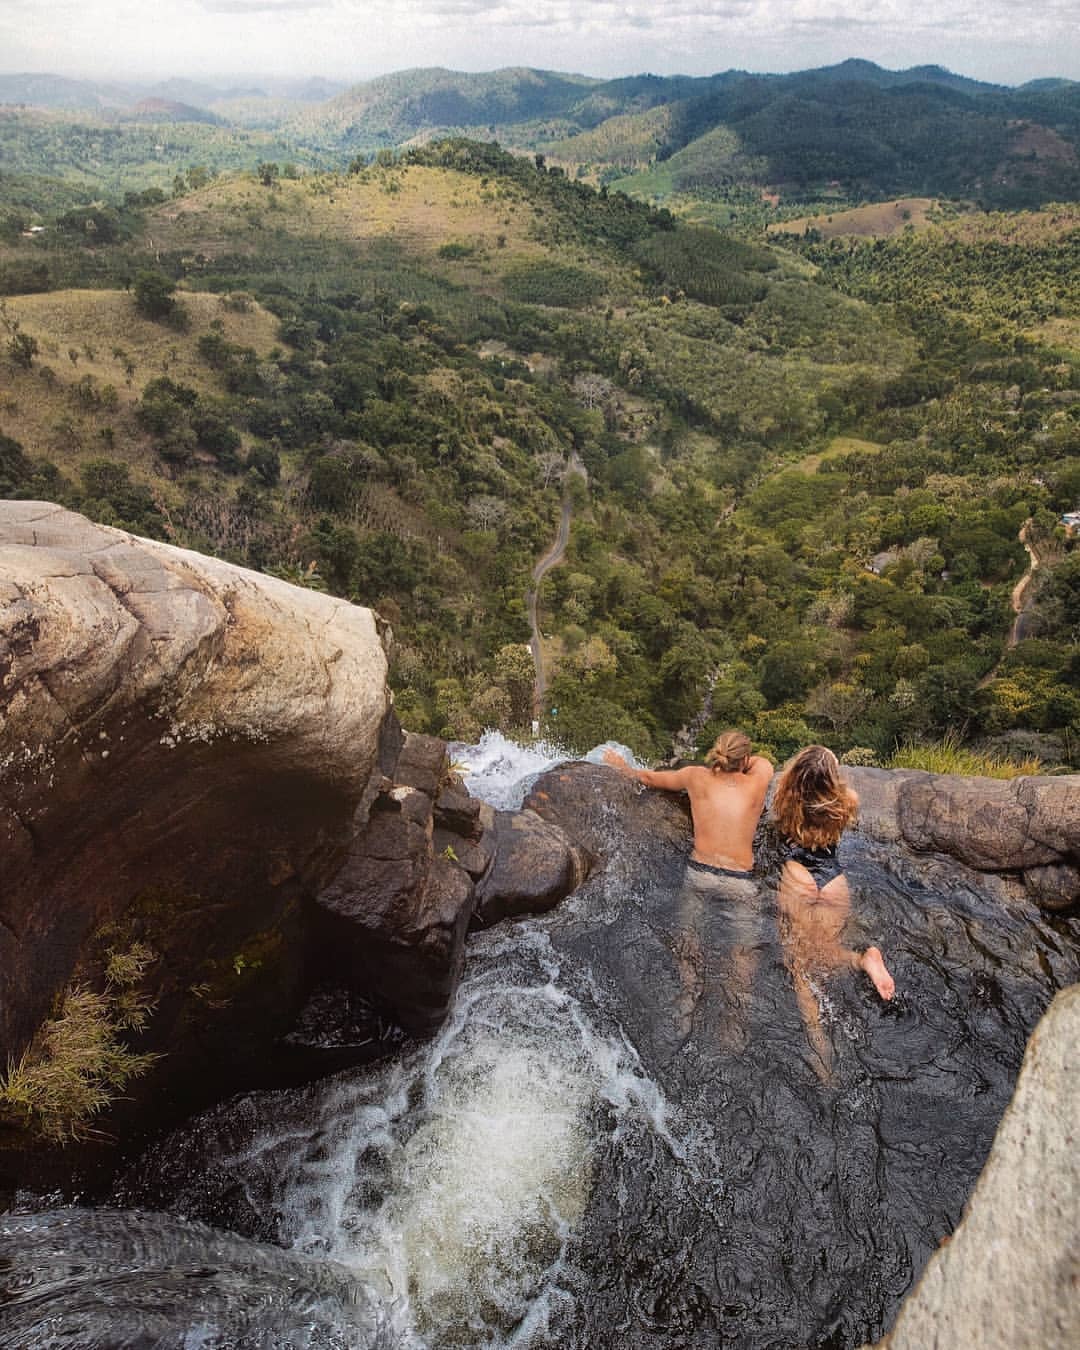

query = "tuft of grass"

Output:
[[0, 947, 160, 1144], [105, 940, 158, 1032], [887, 734, 1041, 779]]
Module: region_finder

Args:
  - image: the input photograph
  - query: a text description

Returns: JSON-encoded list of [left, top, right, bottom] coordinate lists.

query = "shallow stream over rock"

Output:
[[4, 735, 1078, 1349]]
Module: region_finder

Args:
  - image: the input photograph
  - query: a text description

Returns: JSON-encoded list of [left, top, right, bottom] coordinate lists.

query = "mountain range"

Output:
[[2, 61, 1079, 208]]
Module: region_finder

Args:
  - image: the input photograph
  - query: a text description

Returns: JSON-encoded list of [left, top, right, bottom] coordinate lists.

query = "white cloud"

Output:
[[201, 1, 334, 13], [0, 0, 1076, 84]]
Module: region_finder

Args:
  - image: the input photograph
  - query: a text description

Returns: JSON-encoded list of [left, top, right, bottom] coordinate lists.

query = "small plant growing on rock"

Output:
[[0, 945, 159, 1143]]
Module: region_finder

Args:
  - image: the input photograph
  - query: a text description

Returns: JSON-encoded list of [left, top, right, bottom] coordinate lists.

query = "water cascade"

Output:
[[3, 733, 1077, 1349]]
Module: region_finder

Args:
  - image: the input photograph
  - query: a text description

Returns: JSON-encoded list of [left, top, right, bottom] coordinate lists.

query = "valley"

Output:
[[0, 66, 1077, 771]]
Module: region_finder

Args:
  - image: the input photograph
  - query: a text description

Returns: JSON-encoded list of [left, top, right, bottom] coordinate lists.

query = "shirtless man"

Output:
[[604, 730, 774, 1045], [603, 729, 774, 879]]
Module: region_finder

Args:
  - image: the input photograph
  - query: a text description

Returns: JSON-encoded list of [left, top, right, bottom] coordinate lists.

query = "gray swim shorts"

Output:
[[679, 859, 764, 945]]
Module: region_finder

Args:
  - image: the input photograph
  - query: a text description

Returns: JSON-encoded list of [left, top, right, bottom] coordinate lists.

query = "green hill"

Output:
[[290, 67, 600, 151], [278, 62, 1080, 210], [4, 61, 1080, 215]]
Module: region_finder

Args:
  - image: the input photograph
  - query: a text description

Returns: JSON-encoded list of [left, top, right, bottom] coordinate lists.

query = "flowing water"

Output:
[[4, 733, 1078, 1349]]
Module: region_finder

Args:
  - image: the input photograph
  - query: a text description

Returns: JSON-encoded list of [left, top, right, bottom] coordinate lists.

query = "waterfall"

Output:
[[4, 735, 1078, 1350]]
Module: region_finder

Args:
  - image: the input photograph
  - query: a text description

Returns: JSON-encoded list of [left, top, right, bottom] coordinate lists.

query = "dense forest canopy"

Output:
[[0, 97, 1076, 769]]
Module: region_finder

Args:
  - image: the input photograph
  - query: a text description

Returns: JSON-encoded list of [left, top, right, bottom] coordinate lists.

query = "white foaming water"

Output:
[[448, 731, 642, 810], [447, 731, 571, 810], [258, 924, 675, 1349]]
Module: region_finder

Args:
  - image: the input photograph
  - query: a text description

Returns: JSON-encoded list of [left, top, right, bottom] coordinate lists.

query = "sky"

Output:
[[2, 0, 1078, 88]]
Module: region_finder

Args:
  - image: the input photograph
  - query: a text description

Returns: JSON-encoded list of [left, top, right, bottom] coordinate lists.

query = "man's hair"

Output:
[[705, 729, 752, 774], [772, 744, 858, 848]]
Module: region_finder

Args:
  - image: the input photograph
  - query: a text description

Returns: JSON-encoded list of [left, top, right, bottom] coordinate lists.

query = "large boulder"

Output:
[[524, 761, 693, 859], [474, 808, 588, 926], [313, 737, 477, 1036], [847, 767, 1080, 910], [0, 503, 391, 1137], [864, 983, 1080, 1350]]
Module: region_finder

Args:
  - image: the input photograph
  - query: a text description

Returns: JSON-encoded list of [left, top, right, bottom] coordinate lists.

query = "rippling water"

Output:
[[3, 734, 1077, 1349]]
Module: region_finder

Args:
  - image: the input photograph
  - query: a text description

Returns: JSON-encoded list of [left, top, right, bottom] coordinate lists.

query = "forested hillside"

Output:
[[3, 61, 1080, 213], [0, 138, 1076, 768]]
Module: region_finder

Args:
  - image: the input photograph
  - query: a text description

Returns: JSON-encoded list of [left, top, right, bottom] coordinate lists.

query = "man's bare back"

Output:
[[603, 747, 773, 871]]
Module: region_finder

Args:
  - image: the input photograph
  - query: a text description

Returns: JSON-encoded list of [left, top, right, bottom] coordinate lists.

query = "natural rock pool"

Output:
[[3, 736, 1078, 1349]]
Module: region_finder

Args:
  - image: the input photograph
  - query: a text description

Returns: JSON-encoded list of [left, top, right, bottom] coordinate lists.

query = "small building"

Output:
[[1062, 510, 1080, 536], [866, 550, 899, 575]]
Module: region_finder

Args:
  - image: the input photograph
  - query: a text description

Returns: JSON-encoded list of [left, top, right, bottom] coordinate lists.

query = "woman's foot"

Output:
[[860, 946, 895, 1000]]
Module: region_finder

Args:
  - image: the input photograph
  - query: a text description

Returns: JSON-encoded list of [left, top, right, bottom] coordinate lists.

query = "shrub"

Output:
[[840, 746, 880, 767], [0, 944, 159, 1143]]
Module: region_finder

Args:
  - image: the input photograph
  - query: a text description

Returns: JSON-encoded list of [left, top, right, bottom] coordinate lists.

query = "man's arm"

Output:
[[602, 748, 694, 792]]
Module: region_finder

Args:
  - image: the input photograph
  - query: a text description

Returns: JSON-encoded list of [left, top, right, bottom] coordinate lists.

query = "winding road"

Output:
[[526, 459, 581, 722], [978, 520, 1042, 689], [1007, 522, 1040, 647]]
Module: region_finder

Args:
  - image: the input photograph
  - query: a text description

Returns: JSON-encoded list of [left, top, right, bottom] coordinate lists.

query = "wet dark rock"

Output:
[[279, 985, 408, 1080], [435, 784, 483, 837], [0, 1208, 382, 1345], [393, 731, 448, 796], [311, 731, 493, 1034], [525, 761, 692, 860], [316, 816, 430, 928], [475, 808, 590, 925], [315, 833, 474, 1037]]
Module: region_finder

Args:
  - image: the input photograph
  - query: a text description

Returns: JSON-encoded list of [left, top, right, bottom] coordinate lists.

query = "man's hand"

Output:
[[602, 748, 632, 774]]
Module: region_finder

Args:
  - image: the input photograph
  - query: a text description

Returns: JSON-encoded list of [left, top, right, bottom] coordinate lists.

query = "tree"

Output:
[[256, 162, 280, 188], [467, 495, 507, 532], [0, 433, 31, 494], [806, 681, 871, 735], [536, 451, 565, 488], [7, 331, 38, 369], [309, 453, 361, 514], [247, 444, 281, 487], [133, 271, 177, 321], [494, 643, 535, 725]]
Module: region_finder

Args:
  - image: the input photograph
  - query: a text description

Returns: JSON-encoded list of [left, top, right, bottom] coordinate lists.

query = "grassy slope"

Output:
[[544, 105, 677, 172], [1, 290, 280, 482], [766, 198, 941, 239], [767, 200, 1080, 242], [1, 162, 918, 477], [144, 164, 642, 301]]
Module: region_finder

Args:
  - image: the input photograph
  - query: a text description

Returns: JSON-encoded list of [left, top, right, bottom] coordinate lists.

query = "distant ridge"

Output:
[[2, 60, 1078, 209], [122, 98, 223, 126]]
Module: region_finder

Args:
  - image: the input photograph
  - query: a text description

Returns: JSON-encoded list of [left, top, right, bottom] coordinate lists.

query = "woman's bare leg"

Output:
[[791, 964, 833, 1081], [779, 862, 835, 1076], [780, 865, 895, 1074]]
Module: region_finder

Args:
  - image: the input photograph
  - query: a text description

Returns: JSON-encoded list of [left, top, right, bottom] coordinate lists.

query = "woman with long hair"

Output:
[[773, 745, 894, 1072]]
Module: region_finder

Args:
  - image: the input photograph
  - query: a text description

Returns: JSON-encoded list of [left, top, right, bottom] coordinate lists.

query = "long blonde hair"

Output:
[[705, 729, 751, 774], [772, 745, 858, 849]]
